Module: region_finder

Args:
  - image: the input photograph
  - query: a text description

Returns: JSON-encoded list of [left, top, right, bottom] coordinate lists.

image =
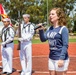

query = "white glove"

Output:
[[1, 42, 6, 46], [18, 38, 24, 42]]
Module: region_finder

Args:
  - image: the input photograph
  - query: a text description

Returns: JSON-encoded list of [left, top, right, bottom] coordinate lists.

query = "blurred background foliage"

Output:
[[0, 0, 76, 32]]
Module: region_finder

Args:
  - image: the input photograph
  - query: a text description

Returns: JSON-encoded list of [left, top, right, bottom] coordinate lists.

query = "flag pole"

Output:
[[47, 0, 48, 26]]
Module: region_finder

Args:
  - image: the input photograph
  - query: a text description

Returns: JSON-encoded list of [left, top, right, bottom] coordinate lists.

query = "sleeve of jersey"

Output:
[[5, 28, 15, 44], [59, 27, 69, 60], [39, 30, 48, 42], [22, 25, 34, 41]]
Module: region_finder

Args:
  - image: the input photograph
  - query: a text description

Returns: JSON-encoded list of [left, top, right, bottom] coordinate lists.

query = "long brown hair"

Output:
[[50, 7, 66, 26]]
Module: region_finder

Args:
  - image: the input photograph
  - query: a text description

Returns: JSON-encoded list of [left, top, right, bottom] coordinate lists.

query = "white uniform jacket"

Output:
[[1, 25, 15, 45], [20, 22, 34, 44]]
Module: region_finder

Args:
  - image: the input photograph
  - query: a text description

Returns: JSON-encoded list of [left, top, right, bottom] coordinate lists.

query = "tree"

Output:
[[4, 0, 26, 19], [51, 0, 76, 15], [0, 0, 5, 4], [73, 21, 76, 32], [26, 6, 44, 23], [51, 0, 76, 31], [40, 0, 52, 23], [0, 0, 76, 30], [73, 14, 76, 32], [1, 0, 44, 24]]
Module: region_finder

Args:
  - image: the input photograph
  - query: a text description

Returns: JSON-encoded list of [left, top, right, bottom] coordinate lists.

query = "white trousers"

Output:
[[19, 42, 32, 75], [1, 43, 14, 73]]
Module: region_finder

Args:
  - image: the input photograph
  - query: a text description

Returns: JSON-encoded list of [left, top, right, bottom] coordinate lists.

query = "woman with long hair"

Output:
[[38, 7, 69, 75]]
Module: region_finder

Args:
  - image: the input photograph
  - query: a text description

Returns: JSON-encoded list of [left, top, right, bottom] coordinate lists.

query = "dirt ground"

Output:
[[0, 43, 76, 75]]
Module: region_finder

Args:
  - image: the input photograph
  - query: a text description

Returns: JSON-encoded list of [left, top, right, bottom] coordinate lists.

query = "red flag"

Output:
[[0, 4, 7, 15], [0, 4, 8, 20], [0, 4, 12, 26]]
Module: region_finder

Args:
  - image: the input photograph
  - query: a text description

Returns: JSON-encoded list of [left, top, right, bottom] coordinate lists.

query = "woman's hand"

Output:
[[37, 23, 45, 30], [58, 60, 64, 67]]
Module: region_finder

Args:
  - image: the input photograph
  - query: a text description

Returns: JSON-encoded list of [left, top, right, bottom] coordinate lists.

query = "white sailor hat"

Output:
[[3, 18, 10, 22], [23, 14, 30, 18]]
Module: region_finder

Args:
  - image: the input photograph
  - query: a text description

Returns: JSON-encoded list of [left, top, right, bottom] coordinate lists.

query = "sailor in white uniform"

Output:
[[1, 18, 15, 75], [18, 14, 34, 75]]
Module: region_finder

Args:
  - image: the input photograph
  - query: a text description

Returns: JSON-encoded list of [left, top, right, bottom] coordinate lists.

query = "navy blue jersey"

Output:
[[39, 26, 69, 60]]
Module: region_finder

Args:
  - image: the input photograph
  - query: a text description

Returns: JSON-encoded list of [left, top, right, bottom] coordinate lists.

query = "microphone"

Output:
[[34, 22, 47, 30]]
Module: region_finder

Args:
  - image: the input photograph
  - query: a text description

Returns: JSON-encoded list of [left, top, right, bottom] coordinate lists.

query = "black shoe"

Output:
[[0, 66, 2, 69], [19, 70, 22, 73], [32, 70, 35, 74], [19, 70, 35, 74], [6, 72, 11, 75], [2, 72, 7, 74], [12, 68, 16, 73]]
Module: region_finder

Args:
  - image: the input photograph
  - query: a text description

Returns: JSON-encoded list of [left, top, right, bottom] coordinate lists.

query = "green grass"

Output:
[[32, 38, 76, 43], [69, 38, 76, 42], [14, 39, 46, 44], [14, 40, 18, 44], [32, 39, 42, 43], [14, 38, 76, 44]]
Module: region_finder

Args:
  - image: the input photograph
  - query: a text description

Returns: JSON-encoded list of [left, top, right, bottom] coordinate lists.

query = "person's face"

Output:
[[49, 10, 59, 24], [23, 17, 29, 23], [3, 21, 10, 27]]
